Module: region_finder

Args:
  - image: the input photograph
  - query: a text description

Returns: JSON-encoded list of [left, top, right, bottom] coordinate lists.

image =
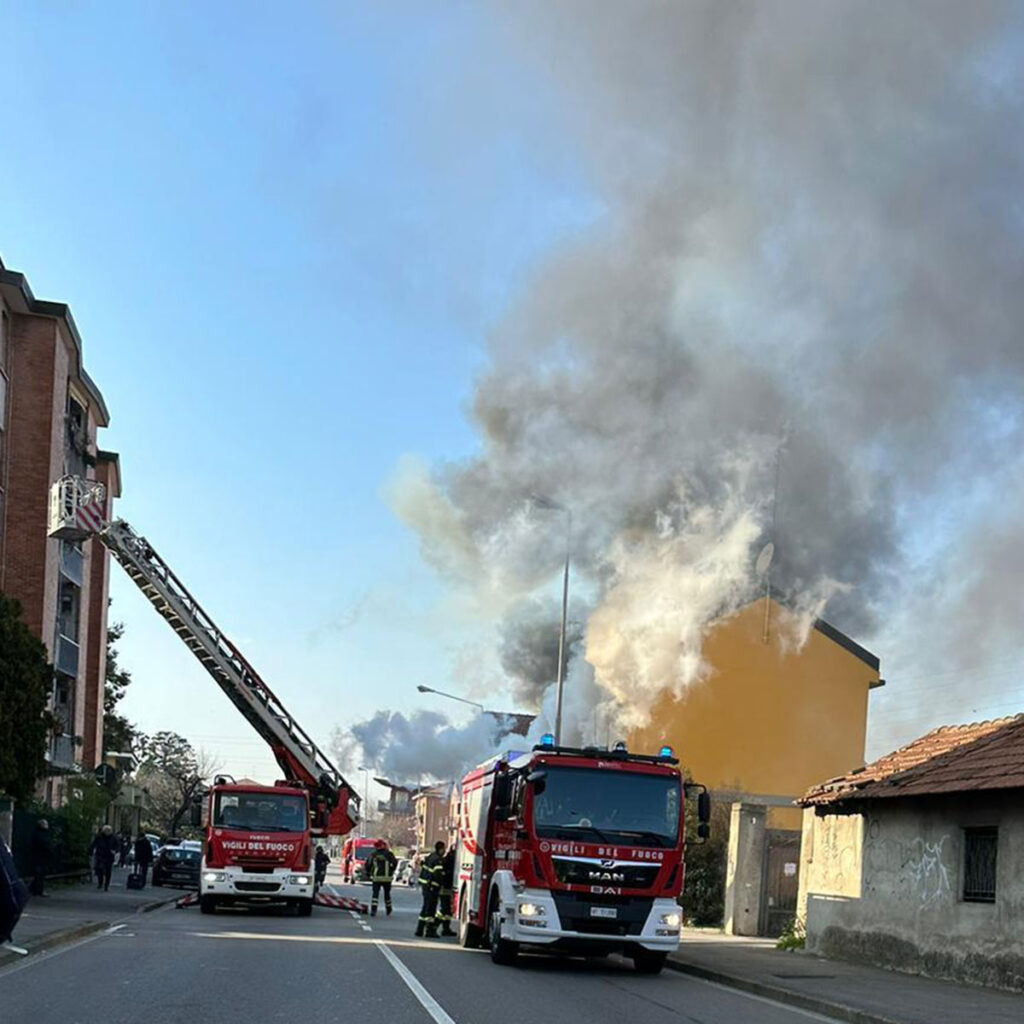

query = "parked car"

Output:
[[151, 840, 201, 888], [395, 858, 412, 885]]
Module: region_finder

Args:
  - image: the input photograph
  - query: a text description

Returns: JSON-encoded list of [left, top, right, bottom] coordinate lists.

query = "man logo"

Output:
[[587, 869, 626, 883], [600, 859, 616, 868]]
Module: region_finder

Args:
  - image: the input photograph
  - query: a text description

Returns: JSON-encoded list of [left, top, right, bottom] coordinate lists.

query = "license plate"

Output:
[[590, 906, 617, 919]]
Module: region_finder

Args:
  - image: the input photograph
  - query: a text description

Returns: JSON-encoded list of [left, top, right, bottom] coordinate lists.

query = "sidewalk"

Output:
[[669, 929, 1023, 1024], [1, 866, 178, 963]]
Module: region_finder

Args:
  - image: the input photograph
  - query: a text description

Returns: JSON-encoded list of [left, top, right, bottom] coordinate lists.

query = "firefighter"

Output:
[[365, 839, 397, 917], [415, 840, 445, 937], [435, 845, 456, 937]]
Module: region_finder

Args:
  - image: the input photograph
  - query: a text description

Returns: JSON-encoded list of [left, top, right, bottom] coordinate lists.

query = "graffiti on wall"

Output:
[[863, 818, 954, 909]]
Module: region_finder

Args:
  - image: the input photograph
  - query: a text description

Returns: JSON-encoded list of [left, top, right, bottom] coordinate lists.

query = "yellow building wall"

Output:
[[629, 599, 878, 830]]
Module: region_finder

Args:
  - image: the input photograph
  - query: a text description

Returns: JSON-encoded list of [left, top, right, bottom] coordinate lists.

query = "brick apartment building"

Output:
[[0, 254, 120, 806]]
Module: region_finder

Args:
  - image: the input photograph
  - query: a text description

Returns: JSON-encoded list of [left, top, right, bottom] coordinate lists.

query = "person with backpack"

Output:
[[365, 839, 397, 917], [133, 832, 154, 887]]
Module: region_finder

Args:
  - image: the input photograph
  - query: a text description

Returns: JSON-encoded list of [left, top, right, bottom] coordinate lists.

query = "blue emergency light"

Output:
[[540, 733, 555, 747], [659, 745, 674, 757]]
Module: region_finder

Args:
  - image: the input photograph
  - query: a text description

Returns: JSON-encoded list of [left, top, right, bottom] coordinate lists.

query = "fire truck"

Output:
[[453, 735, 710, 974], [48, 477, 360, 915]]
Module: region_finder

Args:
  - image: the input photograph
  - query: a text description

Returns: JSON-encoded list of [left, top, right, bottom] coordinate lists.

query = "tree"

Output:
[[137, 731, 217, 838], [0, 592, 53, 802], [103, 618, 138, 757]]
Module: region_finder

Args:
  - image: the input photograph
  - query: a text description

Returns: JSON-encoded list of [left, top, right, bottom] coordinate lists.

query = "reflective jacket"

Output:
[[419, 850, 444, 890], [440, 849, 455, 892], [366, 848, 397, 883]]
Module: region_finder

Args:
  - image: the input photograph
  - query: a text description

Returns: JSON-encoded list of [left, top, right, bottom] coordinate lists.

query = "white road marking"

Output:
[[375, 941, 457, 1024], [104, 924, 126, 934]]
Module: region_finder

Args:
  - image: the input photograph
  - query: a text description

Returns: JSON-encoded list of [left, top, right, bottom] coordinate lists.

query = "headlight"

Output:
[[518, 902, 545, 918], [203, 871, 226, 883], [289, 875, 311, 886], [659, 911, 682, 928]]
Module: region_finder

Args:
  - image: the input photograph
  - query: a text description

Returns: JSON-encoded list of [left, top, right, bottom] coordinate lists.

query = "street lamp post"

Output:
[[359, 766, 371, 838], [416, 684, 485, 713], [531, 495, 572, 746]]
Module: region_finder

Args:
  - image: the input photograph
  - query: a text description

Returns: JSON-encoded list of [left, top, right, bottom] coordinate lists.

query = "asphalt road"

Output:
[[0, 874, 840, 1024]]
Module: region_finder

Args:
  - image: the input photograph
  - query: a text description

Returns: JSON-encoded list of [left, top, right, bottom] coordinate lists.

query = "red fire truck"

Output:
[[453, 735, 710, 974], [341, 836, 381, 882], [197, 780, 318, 914]]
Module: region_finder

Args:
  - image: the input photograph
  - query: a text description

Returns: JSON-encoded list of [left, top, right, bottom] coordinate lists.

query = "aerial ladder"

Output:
[[48, 476, 360, 839]]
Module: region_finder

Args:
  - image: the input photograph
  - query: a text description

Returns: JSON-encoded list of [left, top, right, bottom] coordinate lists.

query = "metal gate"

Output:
[[759, 829, 801, 937]]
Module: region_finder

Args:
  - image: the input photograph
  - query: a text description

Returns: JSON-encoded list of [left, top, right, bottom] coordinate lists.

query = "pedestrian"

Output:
[[435, 845, 456, 937], [89, 825, 118, 891], [415, 840, 445, 938], [366, 839, 397, 917], [314, 845, 329, 888], [117, 833, 129, 869], [30, 819, 51, 897], [0, 833, 30, 956], [133, 832, 153, 888]]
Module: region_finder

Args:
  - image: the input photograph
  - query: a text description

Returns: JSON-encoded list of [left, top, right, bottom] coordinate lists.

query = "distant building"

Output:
[[413, 783, 453, 853], [0, 255, 120, 806], [374, 777, 417, 849], [798, 714, 1024, 991], [630, 596, 882, 936]]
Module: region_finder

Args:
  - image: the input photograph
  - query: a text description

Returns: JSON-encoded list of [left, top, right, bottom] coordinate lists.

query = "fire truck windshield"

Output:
[[532, 767, 680, 847], [213, 792, 308, 832]]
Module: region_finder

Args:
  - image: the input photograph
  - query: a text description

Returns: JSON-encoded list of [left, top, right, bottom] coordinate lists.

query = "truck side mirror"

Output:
[[697, 822, 710, 841], [527, 770, 547, 796], [698, 791, 711, 825], [493, 775, 512, 809]]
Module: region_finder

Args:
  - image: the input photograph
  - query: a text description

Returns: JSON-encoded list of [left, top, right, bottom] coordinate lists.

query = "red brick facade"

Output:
[[0, 256, 120, 805]]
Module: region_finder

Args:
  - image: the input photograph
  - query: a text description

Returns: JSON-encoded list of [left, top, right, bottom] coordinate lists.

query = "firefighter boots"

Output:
[[415, 922, 425, 937], [440, 924, 456, 937]]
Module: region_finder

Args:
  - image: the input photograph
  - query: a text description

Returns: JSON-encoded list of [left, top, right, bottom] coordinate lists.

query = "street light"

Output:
[[359, 766, 371, 838], [416, 684, 485, 713], [530, 494, 571, 746]]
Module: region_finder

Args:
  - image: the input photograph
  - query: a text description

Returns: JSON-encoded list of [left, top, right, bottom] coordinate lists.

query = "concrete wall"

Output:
[[630, 598, 878, 833], [797, 805, 863, 923], [805, 792, 1024, 991]]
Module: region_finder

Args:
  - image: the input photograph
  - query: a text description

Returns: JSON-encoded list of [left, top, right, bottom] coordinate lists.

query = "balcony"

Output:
[[55, 634, 80, 677], [379, 800, 413, 816], [59, 543, 85, 587], [46, 735, 76, 773]]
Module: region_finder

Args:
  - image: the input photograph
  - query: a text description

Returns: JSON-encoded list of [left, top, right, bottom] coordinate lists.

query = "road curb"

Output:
[[0, 920, 109, 964], [666, 957, 906, 1024], [0, 896, 179, 965], [138, 895, 180, 913]]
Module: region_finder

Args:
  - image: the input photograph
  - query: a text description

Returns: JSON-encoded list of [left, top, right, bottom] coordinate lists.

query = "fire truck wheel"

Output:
[[487, 894, 519, 966], [199, 896, 217, 915], [458, 887, 483, 949], [631, 950, 667, 975], [295, 899, 313, 917]]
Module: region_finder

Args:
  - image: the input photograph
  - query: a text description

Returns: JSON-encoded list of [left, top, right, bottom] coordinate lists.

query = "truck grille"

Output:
[[552, 892, 653, 937], [552, 858, 660, 889], [234, 881, 281, 893]]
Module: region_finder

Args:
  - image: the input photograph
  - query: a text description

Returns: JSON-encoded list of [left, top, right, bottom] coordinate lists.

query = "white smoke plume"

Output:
[[341, 2, 1024, 774]]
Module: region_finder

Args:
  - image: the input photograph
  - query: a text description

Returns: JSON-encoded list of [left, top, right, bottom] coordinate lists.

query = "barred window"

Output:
[[962, 827, 998, 903]]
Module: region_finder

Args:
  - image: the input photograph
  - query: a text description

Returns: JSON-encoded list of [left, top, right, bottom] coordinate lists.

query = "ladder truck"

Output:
[[49, 476, 360, 915]]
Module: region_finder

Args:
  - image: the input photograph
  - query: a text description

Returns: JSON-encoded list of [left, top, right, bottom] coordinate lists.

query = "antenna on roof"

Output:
[[760, 431, 786, 643]]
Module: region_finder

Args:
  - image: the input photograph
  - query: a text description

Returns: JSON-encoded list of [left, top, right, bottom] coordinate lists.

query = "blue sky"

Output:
[[0, 3, 595, 780]]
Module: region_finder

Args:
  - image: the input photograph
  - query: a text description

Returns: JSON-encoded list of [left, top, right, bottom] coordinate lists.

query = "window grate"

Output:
[[962, 827, 998, 903]]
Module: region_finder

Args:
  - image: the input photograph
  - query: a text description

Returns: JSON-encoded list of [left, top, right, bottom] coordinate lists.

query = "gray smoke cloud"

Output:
[[346, 1, 1024, 772], [498, 597, 586, 708]]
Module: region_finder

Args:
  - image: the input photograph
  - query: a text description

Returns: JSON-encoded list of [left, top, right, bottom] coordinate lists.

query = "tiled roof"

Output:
[[801, 714, 1024, 807]]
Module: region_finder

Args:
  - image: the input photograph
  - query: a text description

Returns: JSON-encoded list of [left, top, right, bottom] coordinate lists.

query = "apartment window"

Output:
[[962, 827, 998, 903]]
